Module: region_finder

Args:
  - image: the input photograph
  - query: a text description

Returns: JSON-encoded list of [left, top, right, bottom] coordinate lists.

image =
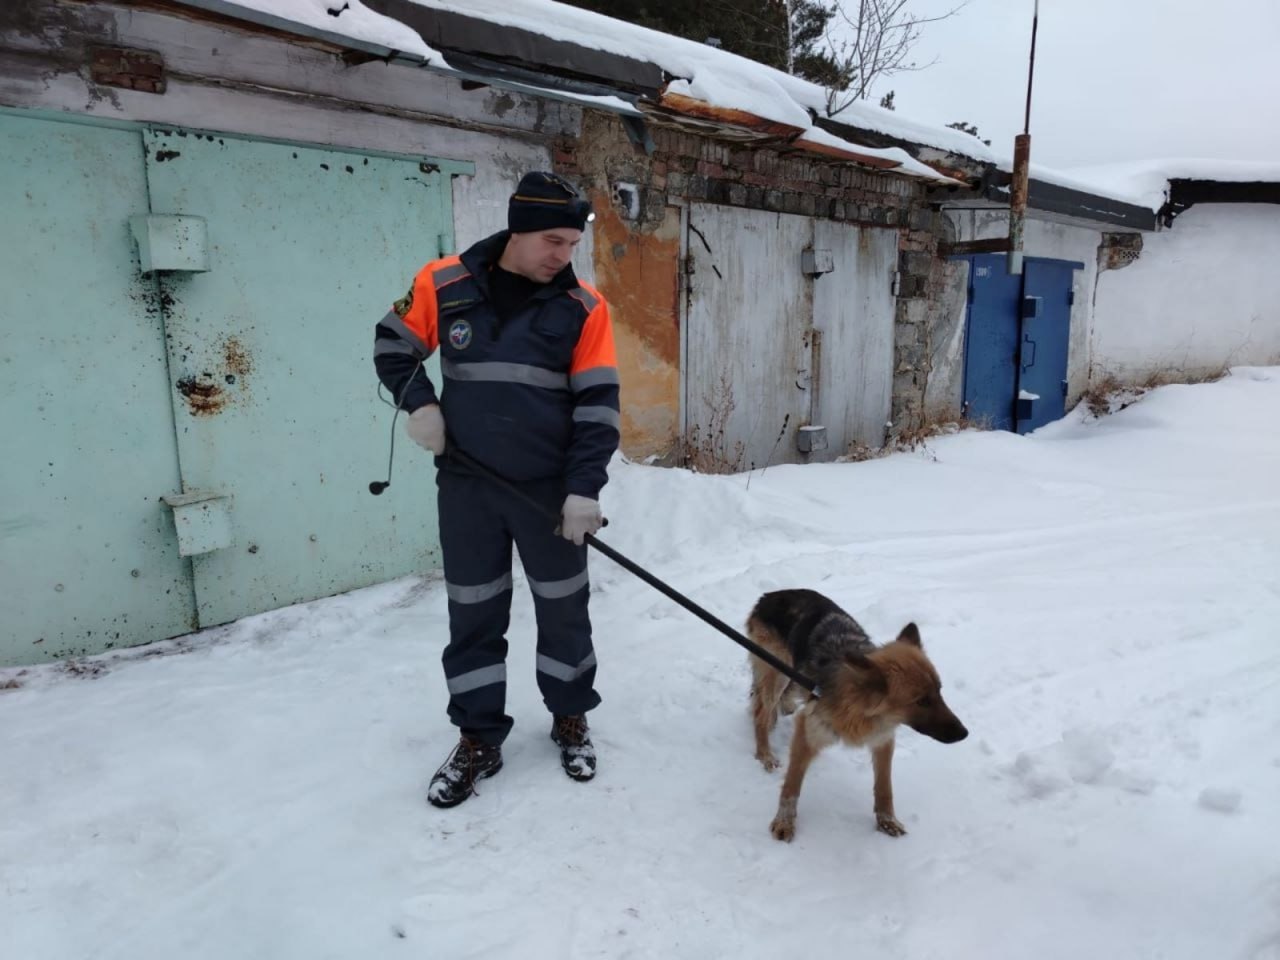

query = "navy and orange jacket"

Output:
[[373, 232, 620, 500]]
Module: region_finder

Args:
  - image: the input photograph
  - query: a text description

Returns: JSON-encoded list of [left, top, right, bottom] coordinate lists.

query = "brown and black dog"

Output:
[[746, 588, 968, 842]]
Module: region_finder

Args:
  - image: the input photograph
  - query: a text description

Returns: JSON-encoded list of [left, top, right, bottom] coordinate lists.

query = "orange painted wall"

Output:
[[590, 198, 682, 462]]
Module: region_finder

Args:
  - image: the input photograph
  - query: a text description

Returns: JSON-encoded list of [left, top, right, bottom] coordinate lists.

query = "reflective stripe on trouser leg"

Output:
[[530, 565, 599, 716], [504, 478, 601, 718], [437, 469, 515, 746]]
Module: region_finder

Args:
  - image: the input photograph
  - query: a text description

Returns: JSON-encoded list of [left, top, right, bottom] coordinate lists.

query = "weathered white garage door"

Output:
[[684, 204, 897, 470]]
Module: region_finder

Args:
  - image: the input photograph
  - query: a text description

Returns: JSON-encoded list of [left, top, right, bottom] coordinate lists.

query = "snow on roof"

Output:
[[1063, 159, 1280, 212], [193, 0, 987, 180], [175, 2, 1280, 216], [992, 158, 1154, 210], [203, 0, 438, 58], [407, 0, 813, 130], [210, 0, 1264, 209], [404, 0, 992, 164], [796, 125, 963, 183], [989, 157, 1280, 214], [769, 70, 997, 162]]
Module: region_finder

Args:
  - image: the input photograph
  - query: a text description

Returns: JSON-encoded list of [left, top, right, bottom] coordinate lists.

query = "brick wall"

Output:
[[893, 222, 951, 432]]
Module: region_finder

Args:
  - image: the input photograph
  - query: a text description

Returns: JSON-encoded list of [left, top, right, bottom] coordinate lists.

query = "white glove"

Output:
[[405, 404, 445, 455], [560, 494, 602, 545]]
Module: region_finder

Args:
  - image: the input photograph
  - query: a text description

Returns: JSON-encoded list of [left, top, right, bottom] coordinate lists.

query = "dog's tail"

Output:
[[746, 609, 795, 695]]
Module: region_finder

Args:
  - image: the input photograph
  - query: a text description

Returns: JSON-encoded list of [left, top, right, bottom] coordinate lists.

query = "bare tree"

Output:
[[820, 0, 966, 117], [784, 0, 796, 74]]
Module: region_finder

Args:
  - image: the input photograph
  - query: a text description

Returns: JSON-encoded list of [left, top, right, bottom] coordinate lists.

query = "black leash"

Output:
[[445, 446, 821, 697]]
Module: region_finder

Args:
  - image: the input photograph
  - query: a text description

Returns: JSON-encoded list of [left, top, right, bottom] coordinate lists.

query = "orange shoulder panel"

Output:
[[397, 255, 465, 354], [569, 285, 617, 375], [397, 265, 435, 355]]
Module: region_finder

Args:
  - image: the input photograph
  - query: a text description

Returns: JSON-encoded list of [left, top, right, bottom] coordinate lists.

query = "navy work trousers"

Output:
[[436, 468, 600, 746]]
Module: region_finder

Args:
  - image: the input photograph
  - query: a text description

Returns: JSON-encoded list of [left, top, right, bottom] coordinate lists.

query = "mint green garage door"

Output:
[[0, 112, 465, 665], [0, 114, 193, 664]]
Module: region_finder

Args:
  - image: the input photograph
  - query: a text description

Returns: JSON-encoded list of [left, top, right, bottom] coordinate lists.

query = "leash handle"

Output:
[[444, 446, 819, 696]]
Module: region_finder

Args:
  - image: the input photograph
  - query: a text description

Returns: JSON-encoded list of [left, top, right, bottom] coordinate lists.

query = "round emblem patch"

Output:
[[448, 319, 473, 350]]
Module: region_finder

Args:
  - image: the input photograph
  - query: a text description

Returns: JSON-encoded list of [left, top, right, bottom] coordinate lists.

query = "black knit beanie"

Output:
[[508, 171, 593, 234]]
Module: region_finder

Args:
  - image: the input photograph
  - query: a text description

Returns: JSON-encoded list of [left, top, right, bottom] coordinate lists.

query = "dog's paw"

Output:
[[770, 815, 796, 842], [875, 813, 907, 837], [756, 751, 780, 772]]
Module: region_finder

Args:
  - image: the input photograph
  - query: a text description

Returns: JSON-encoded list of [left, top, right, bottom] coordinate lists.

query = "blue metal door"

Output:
[[1016, 260, 1076, 434], [960, 254, 1023, 430], [959, 254, 1080, 435], [142, 129, 467, 628]]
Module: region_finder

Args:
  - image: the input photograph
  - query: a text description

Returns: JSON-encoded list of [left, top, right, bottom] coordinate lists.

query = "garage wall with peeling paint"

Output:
[[590, 195, 683, 463], [564, 112, 930, 468], [1, 0, 960, 661]]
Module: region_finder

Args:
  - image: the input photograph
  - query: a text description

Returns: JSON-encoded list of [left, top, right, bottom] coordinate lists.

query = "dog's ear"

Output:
[[895, 622, 922, 647], [843, 651, 888, 695]]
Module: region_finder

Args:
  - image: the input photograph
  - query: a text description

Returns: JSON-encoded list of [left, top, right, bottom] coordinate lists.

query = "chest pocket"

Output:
[[533, 302, 583, 341], [531, 301, 586, 367]]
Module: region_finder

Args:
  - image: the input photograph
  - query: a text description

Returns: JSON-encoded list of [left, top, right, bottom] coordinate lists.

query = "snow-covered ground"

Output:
[[4, 370, 1280, 960]]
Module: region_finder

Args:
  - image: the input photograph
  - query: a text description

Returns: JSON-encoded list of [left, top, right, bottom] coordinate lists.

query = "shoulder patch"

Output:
[[392, 286, 414, 318]]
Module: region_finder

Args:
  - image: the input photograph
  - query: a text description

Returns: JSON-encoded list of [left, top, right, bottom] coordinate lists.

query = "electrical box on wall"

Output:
[[130, 214, 210, 273], [802, 248, 834, 276]]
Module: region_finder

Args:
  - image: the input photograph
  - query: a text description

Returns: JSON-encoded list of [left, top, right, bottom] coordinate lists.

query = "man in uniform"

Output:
[[373, 172, 620, 807]]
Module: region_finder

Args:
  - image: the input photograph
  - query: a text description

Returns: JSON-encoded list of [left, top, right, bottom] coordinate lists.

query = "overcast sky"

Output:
[[861, 0, 1280, 169]]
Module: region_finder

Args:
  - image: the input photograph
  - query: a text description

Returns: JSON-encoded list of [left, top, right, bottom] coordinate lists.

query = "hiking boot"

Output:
[[550, 714, 596, 782], [427, 736, 503, 808]]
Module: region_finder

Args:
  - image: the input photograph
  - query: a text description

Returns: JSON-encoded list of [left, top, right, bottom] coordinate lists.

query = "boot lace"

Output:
[[555, 714, 589, 746], [438, 737, 491, 798]]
